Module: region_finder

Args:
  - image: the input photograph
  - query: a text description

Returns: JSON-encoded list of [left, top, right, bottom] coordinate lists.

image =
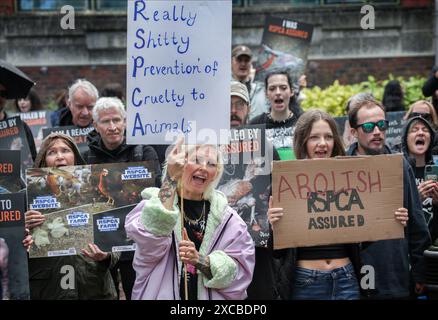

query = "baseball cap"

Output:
[[231, 81, 250, 104], [232, 45, 253, 59]]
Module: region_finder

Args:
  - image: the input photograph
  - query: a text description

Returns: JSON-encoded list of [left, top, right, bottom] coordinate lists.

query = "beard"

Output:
[[230, 114, 246, 128], [360, 143, 386, 155]]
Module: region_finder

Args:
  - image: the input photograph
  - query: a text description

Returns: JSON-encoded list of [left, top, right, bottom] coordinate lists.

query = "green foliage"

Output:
[[44, 99, 59, 111], [301, 75, 427, 117]]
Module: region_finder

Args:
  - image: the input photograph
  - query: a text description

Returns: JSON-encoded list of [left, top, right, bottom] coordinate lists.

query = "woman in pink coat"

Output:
[[125, 139, 255, 300]]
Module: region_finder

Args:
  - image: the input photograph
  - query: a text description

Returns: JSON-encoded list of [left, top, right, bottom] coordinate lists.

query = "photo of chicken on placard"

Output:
[[26, 161, 158, 258]]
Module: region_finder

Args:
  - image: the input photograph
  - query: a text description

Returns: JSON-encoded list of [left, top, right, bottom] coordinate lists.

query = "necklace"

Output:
[[268, 110, 293, 123], [184, 200, 206, 226]]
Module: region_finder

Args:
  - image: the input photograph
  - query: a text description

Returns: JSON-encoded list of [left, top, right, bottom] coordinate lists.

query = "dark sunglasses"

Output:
[[0, 90, 7, 98], [356, 120, 389, 133], [408, 112, 432, 122]]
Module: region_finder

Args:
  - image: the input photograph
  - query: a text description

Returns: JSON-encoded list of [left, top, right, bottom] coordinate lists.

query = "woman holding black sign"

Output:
[[268, 109, 408, 300]]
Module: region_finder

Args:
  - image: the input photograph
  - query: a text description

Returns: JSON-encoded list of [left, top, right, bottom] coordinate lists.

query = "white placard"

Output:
[[126, 0, 232, 145]]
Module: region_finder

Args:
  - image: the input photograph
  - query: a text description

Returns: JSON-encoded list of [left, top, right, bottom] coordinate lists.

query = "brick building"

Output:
[[0, 0, 434, 105]]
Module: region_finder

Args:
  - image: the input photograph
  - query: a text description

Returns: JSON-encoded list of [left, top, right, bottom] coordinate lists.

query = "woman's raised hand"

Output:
[[166, 137, 186, 181]]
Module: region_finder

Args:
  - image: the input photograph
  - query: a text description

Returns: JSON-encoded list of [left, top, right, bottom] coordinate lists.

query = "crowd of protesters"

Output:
[[1, 44, 438, 301]]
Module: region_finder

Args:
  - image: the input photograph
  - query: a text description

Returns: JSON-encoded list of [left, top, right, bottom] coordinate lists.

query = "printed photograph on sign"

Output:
[[248, 16, 313, 123], [19, 110, 52, 152], [26, 161, 157, 257], [217, 125, 272, 247], [0, 150, 24, 193], [255, 16, 313, 84], [0, 116, 34, 177], [0, 193, 30, 300]]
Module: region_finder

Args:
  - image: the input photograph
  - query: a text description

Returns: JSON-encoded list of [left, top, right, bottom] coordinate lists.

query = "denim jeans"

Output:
[[292, 263, 360, 300]]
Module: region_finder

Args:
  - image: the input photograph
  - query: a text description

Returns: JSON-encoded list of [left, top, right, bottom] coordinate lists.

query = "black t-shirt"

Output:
[[250, 112, 298, 159], [178, 199, 210, 300]]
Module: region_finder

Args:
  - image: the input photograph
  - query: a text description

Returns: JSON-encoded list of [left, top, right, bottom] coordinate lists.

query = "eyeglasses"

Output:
[[231, 100, 248, 111], [0, 90, 7, 98], [408, 112, 432, 122], [356, 120, 389, 133]]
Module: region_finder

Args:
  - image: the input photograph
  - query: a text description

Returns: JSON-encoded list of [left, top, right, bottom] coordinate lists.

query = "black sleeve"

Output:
[[23, 122, 37, 161], [422, 67, 438, 97], [249, 114, 265, 125], [142, 145, 162, 188], [151, 144, 170, 167], [404, 160, 431, 283]]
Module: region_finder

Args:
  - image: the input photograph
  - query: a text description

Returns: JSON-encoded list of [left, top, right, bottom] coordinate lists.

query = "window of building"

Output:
[[18, 0, 87, 11], [18, 0, 246, 11], [247, 0, 398, 4]]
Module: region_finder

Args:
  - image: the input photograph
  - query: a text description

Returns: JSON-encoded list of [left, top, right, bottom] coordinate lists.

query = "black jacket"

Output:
[[422, 65, 438, 98], [51, 107, 80, 127], [401, 116, 438, 243], [82, 130, 162, 186], [347, 142, 431, 298]]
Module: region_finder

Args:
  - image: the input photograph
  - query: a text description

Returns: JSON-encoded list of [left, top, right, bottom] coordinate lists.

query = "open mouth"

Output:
[[314, 150, 328, 158], [415, 138, 425, 146], [192, 174, 207, 185], [274, 98, 284, 104]]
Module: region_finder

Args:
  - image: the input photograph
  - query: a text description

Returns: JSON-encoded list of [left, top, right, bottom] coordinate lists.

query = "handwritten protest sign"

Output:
[[272, 155, 404, 249], [126, 0, 232, 145]]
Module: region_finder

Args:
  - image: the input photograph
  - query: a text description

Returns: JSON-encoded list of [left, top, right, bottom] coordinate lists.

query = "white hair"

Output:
[[92, 97, 126, 123], [68, 79, 99, 103]]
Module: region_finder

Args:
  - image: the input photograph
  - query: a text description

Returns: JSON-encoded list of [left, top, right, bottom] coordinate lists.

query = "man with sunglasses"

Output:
[[0, 83, 36, 161], [346, 96, 431, 299]]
